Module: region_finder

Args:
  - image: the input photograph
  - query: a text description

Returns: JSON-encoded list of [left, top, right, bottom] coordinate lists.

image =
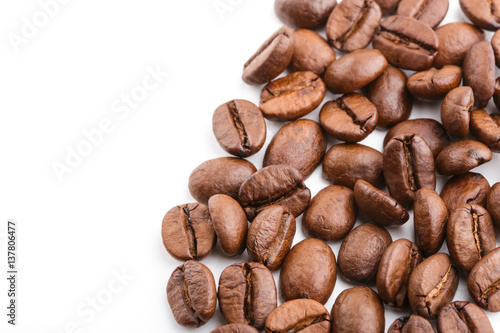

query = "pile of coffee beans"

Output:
[[162, 0, 500, 331]]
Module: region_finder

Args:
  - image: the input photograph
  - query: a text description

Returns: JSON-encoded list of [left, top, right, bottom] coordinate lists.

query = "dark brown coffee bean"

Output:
[[319, 93, 378, 143], [440, 86, 474, 139], [397, 0, 448, 28], [470, 109, 500, 152], [372, 15, 438, 71], [219, 262, 277, 331], [492, 29, 500, 67], [437, 301, 494, 333], [259, 71, 326, 121], [374, 0, 400, 14], [408, 253, 459, 318], [279, 238, 336, 304], [322, 143, 384, 189], [354, 179, 409, 227], [463, 41, 495, 108], [407, 66, 462, 101], [331, 287, 385, 333], [289, 29, 335, 76], [459, 0, 500, 31], [208, 194, 247, 256], [263, 119, 326, 179], [246, 205, 296, 270], [189, 157, 257, 205], [494, 78, 500, 111], [440, 172, 490, 213], [274, 0, 338, 29], [324, 49, 388, 94], [242, 26, 294, 85], [338, 223, 392, 283], [383, 134, 436, 209], [436, 140, 492, 175], [162, 203, 216, 261], [414, 188, 448, 257], [377, 239, 423, 309], [388, 315, 435, 333], [467, 246, 500, 312], [487, 182, 500, 229], [210, 324, 259, 333], [238, 165, 311, 221], [265, 299, 331, 333], [367, 66, 413, 128], [434, 22, 484, 68], [166, 260, 217, 328], [303, 185, 358, 241], [326, 0, 382, 52], [212, 100, 266, 158]]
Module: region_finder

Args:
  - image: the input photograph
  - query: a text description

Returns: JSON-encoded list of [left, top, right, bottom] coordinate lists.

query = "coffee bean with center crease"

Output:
[[162, 203, 216, 261], [326, 0, 382, 52], [166, 260, 217, 328], [459, 0, 500, 31], [407, 66, 462, 101], [388, 315, 434, 333], [374, 0, 400, 14], [470, 109, 500, 152], [435, 141, 492, 176], [218, 262, 277, 331], [289, 29, 335, 76], [434, 22, 484, 68], [437, 301, 494, 333], [397, 0, 448, 28], [210, 324, 259, 333], [372, 15, 438, 71], [440, 86, 474, 139], [238, 165, 311, 221], [259, 71, 326, 121], [242, 26, 294, 85], [274, 0, 338, 29], [463, 41, 496, 108], [487, 183, 500, 229], [264, 299, 331, 333], [492, 30, 500, 67], [440, 172, 490, 213], [468, 247, 500, 312]]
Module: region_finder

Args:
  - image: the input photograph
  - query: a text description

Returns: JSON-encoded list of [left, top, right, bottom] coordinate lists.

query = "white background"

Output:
[[1, 0, 500, 332]]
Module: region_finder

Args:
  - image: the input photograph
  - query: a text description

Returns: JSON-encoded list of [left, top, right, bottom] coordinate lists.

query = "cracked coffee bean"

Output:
[[397, 0, 448, 28], [289, 29, 335, 76], [440, 86, 474, 139], [470, 109, 500, 152], [434, 22, 484, 68], [463, 41, 495, 108], [487, 182, 500, 229], [274, 0, 338, 29], [459, 0, 500, 31], [210, 324, 259, 333], [264, 299, 331, 333], [468, 246, 500, 312], [440, 172, 490, 213], [436, 140, 492, 175], [388, 315, 434, 333], [407, 66, 462, 101], [437, 301, 494, 333]]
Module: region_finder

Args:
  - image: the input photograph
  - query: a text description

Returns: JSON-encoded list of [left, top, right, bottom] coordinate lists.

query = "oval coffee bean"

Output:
[[161, 203, 216, 261], [437, 301, 494, 333], [374, 0, 400, 14], [463, 41, 495, 108], [263, 119, 326, 179], [407, 66, 462, 101], [246, 205, 296, 270], [493, 29, 500, 67], [354, 179, 409, 227], [434, 22, 484, 68], [303, 185, 358, 241], [279, 238, 336, 304], [331, 287, 385, 333], [388, 315, 434, 333], [440, 86, 474, 139], [440, 172, 490, 212], [242, 26, 294, 85], [470, 109, 500, 152], [338, 223, 392, 284], [259, 71, 326, 121], [459, 0, 500, 31], [436, 140, 492, 175], [324, 49, 388, 94], [397, 0, 448, 28], [487, 182, 500, 229], [446, 204, 496, 273], [468, 247, 500, 312], [408, 253, 459, 318], [210, 324, 259, 333], [265, 299, 331, 333], [166, 260, 217, 328], [319, 93, 378, 143], [238, 165, 311, 221], [289, 29, 335, 76], [325, 0, 382, 52], [218, 262, 277, 330], [495, 78, 500, 110], [274, 0, 338, 29], [377, 239, 423, 309], [212, 99, 266, 158]]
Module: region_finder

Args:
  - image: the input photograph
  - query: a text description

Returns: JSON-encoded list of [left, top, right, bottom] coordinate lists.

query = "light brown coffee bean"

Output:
[[459, 0, 500, 31], [407, 66, 462, 101], [437, 301, 494, 333], [463, 41, 496, 108], [289, 29, 335, 76], [265, 299, 331, 333], [374, 0, 400, 14], [440, 86, 474, 139], [435, 140, 492, 175], [434, 22, 484, 68], [397, 0, 449, 28]]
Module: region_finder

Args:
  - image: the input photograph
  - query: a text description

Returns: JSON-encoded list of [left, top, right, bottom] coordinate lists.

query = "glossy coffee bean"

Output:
[[468, 247, 500, 312], [487, 183, 500, 229], [463, 41, 495, 108], [440, 172, 490, 213], [435, 140, 492, 175], [495, 78, 500, 110], [493, 29, 500, 67], [437, 301, 494, 333], [440, 86, 474, 139], [459, 0, 500, 31], [388, 315, 435, 333], [274, 0, 338, 29], [210, 324, 259, 333], [397, 0, 448, 28], [265, 299, 331, 333], [470, 109, 500, 152], [407, 66, 462, 101], [434, 22, 484, 68], [374, 0, 400, 14], [289, 29, 335, 76], [166, 261, 217, 328], [259, 71, 326, 121]]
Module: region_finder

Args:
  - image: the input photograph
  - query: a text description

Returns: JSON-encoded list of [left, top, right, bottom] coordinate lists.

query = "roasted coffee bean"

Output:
[[238, 165, 311, 221], [289, 29, 335, 76], [166, 260, 217, 328], [162, 203, 216, 261], [397, 0, 448, 28], [459, 0, 500, 31], [354, 179, 409, 227], [218, 262, 277, 330], [372, 15, 438, 71], [325, 0, 382, 52], [463, 41, 495, 108], [324, 49, 388, 94], [414, 188, 448, 257], [383, 134, 436, 209], [408, 253, 459, 318], [246, 205, 296, 270], [319, 93, 378, 143], [487, 182, 500, 229], [437, 301, 494, 333], [242, 26, 294, 85], [434, 22, 484, 68], [210, 324, 259, 333], [494, 78, 500, 110], [189, 157, 257, 205], [212, 100, 266, 158], [468, 246, 500, 312], [440, 172, 490, 213], [440, 86, 474, 139], [264, 299, 331, 333], [470, 109, 500, 152], [263, 119, 326, 179], [367, 66, 412, 128], [492, 29, 500, 67], [303, 185, 358, 241], [338, 223, 392, 284], [274, 0, 338, 29], [323, 143, 384, 189], [447, 204, 496, 273], [377, 239, 423, 309], [407, 66, 462, 101], [331, 287, 385, 333], [374, 0, 400, 14], [435, 141, 492, 175], [388, 315, 435, 333], [279, 238, 336, 304], [208, 194, 247, 256], [259, 71, 326, 121]]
